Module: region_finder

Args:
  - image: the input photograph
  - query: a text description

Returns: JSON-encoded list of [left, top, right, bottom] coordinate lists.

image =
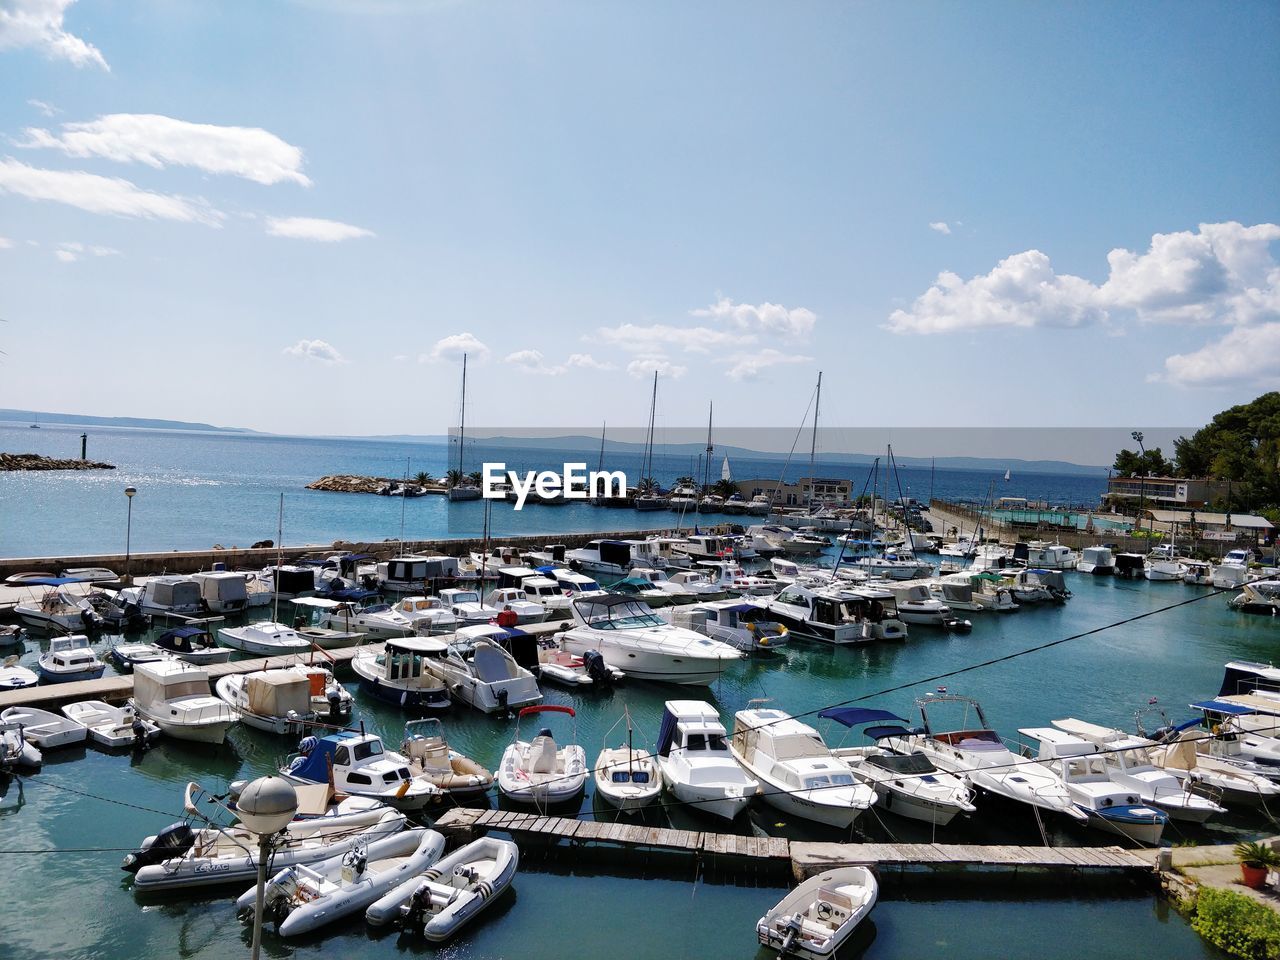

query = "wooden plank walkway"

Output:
[[434, 809, 1153, 879]]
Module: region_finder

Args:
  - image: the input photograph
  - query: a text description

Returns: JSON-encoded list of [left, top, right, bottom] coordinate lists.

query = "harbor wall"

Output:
[[0, 527, 689, 579]]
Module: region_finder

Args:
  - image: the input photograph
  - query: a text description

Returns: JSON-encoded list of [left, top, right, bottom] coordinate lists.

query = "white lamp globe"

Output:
[[236, 776, 298, 835]]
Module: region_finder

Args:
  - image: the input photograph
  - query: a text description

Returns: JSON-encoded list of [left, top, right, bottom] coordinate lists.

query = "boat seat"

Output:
[[528, 735, 559, 774]]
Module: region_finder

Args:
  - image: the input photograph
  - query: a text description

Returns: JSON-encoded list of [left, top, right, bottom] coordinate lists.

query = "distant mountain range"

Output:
[[0, 409, 259, 434]]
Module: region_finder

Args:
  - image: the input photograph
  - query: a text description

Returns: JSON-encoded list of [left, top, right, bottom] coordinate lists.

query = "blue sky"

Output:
[[0, 0, 1277, 440]]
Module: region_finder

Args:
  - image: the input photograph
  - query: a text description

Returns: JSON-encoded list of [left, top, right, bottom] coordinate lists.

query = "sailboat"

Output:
[[1004, 468, 1011, 482], [634, 371, 665, 511], [29, 412, 40, 429], [449, 353, 481, 501]]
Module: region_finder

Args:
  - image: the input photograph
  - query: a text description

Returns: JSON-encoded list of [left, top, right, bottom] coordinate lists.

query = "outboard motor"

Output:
[[121, 822, 195, 873], [403, 884, 430, 934], [583, 649, 613, 688], [327, 685, 344, 720], [496, 689, 510, 716]]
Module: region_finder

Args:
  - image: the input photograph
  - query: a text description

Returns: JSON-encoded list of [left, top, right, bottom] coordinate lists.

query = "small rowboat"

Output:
[[756, 867, 878, 959]]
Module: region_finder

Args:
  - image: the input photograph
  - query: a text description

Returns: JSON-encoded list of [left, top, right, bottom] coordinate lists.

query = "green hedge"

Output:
[[1189, 887, 1280, 958]]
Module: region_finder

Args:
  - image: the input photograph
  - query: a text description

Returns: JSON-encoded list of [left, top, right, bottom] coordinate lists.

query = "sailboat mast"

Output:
[[807, 371, 822, 506], [643, 371, 658, 489], [597, 422, 606, 472], [457, 353, 468, 477], [273, 492, 283, 623], [400, 455, 409, 549], [704, 401, 714, 490]]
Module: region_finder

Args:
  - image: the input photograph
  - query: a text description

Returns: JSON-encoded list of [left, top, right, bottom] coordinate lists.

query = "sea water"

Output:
[[0, 569, 1261, 958]]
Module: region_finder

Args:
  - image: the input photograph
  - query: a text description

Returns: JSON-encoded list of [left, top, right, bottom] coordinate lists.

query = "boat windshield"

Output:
[[451, 591, 480, 604], [352, 739, 384, 762], [579, 599, 663, 629], [685, 732, 729, 752], [803, 772, 855, 789]]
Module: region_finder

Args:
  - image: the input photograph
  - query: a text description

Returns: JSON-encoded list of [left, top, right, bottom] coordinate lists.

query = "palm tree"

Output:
[[712, 478, 738, 499], [637, 476, 660, 495], [673, 475, 696, 491], [467, 470, 484, 486], [445, 469, 464, 488], [414, 471, 433, 486]]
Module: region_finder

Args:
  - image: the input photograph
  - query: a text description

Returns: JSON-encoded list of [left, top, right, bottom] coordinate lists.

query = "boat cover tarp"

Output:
[[19, 576, 86, 586], [1192, 699, 1254, 716], [156, 626, 211, 652], [819, 707, 909, 728], [489, 628, 537, 670], [287, 732, 358, 783], [598, 540, 632, 568], [656, 705, 678, 757], [246, 673, 311, 717], [863, 724, 913, 740], [1220, 663, 1280, 698]]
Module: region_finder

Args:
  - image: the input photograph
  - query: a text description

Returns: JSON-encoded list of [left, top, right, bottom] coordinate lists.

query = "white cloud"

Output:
[[54, 248, 74, 262], [0, 158, 223, 225], [626, 357, 687, 380], [691, 297, 817, 338], [889, 222, 1280, 336], [422, 332, 489, 363], [503, 349, 566, 376], [265, 216, 374, 242], [929, 221, 952, 235], [21, 113, 311, 186], [27, 98, 57, 116], [0, 236, 13, 249], [283, 338, 346, 365], [722, 348, 814, 381], [887, 250, 1107, 334], [0, 0, 108, 70], [1160, 323, 1280, 387], [565, 353, 614, 371], [597, 322, 742, 354], [53, 240, 119, 262]]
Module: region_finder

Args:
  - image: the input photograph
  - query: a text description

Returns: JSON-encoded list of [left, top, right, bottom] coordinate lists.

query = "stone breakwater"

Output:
[[306, 474, 447, 495], [0, 452, 115, 471]]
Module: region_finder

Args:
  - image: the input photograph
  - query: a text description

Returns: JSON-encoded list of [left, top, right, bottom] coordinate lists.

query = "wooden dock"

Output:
[[434, 808, 1154, 881]]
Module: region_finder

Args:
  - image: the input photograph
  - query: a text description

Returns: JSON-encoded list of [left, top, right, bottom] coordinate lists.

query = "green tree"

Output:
[[1170, 392, 1280, 510], [1112, 447, 1173, 477], [712, 478, 739, 499], [414, 471, 433, 485], [445, 469, 464, 488]]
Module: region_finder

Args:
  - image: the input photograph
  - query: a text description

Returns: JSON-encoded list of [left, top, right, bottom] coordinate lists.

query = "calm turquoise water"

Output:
[[3, 567, 1268, 958], [0, 422, 1108, 556]]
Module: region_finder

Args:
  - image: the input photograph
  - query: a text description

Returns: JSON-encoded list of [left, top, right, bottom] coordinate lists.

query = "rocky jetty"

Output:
[[306, 474, 446, 496], [0, 452, 115, 471]]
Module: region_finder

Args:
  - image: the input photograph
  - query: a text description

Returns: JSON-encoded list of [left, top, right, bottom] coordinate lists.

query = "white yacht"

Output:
[[37, 634, 107, 683], [288, 597, 367, 648], [377, 556, 460, 595], [729, 707, 876, 828], [1049, 718, 1225, 822], [1020, 726, 1169, 844], [1212, 549, 1254, 589], [928, 576, 985, 613], [1144, 544, 1187, 582], [1077, 545, 1115, 575], [880, 581, 956, 627], [130, 660, 239, 744], [548, 568, 608, 599], [1182, 559, 1214, 585], [518, 575, 573, 613], [438, 588, 501, 625], [1230, 579, 1280, 615], [483, 587, 548, 624], [564, 539, 639, 578], [560, 595, 743, 685], [696, 560, 777, 596], [282, 731, 442, 811], [1020, 541, 1079, 571], [314, 600, 415, 638], [388, 596, 459, 634], [842, 554, 932, 581], [654, 700, 758, 820], [426, 627, 542, 714], [758, 583, 871, 645], [217, 620, 312, 656], [215, 669, 316, 735], [883, 695, 1086, 823], [665, 599, 790, 653]]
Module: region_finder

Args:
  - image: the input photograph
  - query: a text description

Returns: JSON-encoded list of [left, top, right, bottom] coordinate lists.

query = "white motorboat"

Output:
[[438, 587, 501, 625], [560, 595, 743, 685], [1049, 719, 1225, 822], [820, 707, 976, 826], [1181, 559, 1213, 585], [1146, 726, 1280, 809], [658, 568, 727, 599], [282, 731, 444, 811], [238, 828, 446, 938], [259, 563, 318, 599], [548, 568, 608, 600], [366, 836, 519, 940], [0, 705, 88, 749], [14, 578, 102, 632], [1021, 541, 1079, 571], [378, 555, 461, 595], [756, 583, 876, 645], [654, 700, 758, 820], [533, 635, 624, 687], [483, 587, 549, 624], [1144, 544, 1187, 582], [1212, 549, 1253, 589], [190, 571, 249, 614], [318, 600, 416, 639], [729, 706, 876, 828], [108, 640, 171, 672], [0, 720, 42, 771], [215, 670, 315, 735], [1077, 545, 1116, 575], [118, 575, 205, 619], [61, 700, 160, 748], [427, 626, 542, 714], [127, 806, 408, 893], [351, 636, 452, 712], [681, 533, 741, 563], [594, 710, 661, 813], [217, 620, 312, 656], [0, 624, 21, 648], [389, 596, 460, 634], [516, 576, 573, 614], [665, 599, 789, 653], [130, 660, 239, 744], [747, 495, 772, 516], [154, 626, 233, 664], [400, 719, 494, 796], [880, 581, 960, 628], [1230, 579, 1280, 615], [697, 560, 777, 596], [627, 567, 700, 603], [496, 705, 587, 807], [38, 634, 107, 683], [287, 662, 354, 721], [884, 695, 1086, 823], [1020, 726, 1169, 845], [0, 659, 39, 691], [609, 575, 676, 608], [842, 554, 932, 581], [289, 597, 368, 648], [756, 867, 878, 960]]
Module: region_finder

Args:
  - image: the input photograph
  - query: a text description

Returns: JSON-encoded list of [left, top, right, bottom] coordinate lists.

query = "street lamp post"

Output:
[[237, 776, 298, 960], [1131, 431, 1146, 546], [124, 487, 137, 584]]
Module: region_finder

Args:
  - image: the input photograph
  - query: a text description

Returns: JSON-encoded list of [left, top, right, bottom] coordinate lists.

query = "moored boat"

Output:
[[756, 867, 878, 960]]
